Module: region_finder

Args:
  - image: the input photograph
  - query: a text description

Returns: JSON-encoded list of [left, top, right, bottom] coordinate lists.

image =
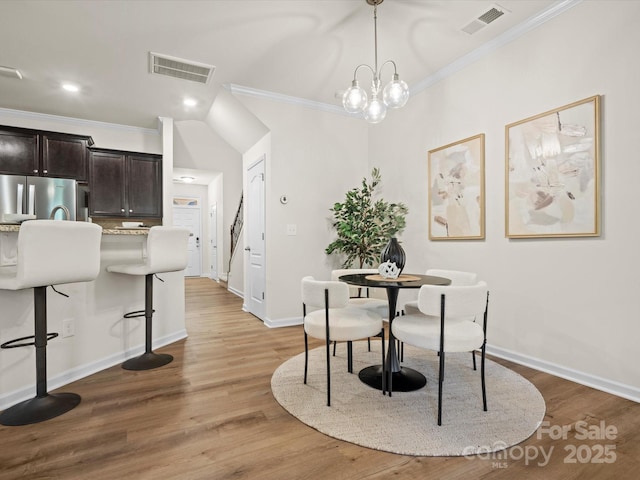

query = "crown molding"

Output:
[[411, 0, 583, 95], [0, 107, 160, 136], [227, 0, 582, 113], [224, 84, 356, 118]]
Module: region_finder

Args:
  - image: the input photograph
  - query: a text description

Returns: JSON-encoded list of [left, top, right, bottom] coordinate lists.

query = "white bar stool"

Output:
[[0, 220, 102, 426], [106, 226, 189, 371]]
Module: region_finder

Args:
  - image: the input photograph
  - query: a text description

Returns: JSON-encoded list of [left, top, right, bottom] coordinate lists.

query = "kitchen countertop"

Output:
[[102, 227, 150, 235], [0, 224, 150, 235]]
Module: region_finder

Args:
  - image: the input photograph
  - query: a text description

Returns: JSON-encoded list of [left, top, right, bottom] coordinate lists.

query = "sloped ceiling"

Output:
[[0, 0, 563, 129]]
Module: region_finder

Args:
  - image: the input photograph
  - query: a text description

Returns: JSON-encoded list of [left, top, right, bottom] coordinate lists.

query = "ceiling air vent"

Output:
[[461, 3, 509, 35], [149, 52, 215, 84]]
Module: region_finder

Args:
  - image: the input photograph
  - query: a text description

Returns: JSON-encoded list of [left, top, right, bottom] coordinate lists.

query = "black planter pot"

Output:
[[380, 237, 406, 276]]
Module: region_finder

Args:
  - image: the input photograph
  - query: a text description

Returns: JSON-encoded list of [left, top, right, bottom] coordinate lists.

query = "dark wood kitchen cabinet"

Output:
[[0, 125, 92, 181], [88, 148, 162, 218]]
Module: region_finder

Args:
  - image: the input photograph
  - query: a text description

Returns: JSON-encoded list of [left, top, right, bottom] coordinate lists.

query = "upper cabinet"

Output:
[[0, 127, 38, 175], [41, 132, 92, 181], [0, 125, 93, 181], [88, 148, 162, 218]]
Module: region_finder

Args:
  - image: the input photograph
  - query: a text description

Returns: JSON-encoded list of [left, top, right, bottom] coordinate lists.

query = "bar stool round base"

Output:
[[122, 352, 173, 371], [0, 393, 81, 426]]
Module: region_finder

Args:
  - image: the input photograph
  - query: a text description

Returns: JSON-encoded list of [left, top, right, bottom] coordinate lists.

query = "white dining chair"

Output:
[[391, 281, 489, 426], [400, 269, 478, 365], [331, 268, 389, 355], [402, 269, 478, 315], [302, 276, 385, 406]]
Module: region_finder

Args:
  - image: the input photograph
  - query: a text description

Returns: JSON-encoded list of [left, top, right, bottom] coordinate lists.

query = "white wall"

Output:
[[237, 96, 369, 325], [367, 0, 640, 398], [174, 120, 242, 275]]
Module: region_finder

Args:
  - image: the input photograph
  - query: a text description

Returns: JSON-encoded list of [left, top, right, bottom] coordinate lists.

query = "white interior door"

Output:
[[246, 158, 266, 320], [173, 205, 201, 277], [210, 203, 218, 280]]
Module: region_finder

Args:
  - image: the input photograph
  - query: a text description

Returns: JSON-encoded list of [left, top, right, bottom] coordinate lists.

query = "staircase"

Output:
[[229, 194, 243, 274]]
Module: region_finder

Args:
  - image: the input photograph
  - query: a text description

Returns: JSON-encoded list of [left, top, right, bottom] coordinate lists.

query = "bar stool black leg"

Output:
[[122, 274, 173, 371], [0, 287, 81, 426]]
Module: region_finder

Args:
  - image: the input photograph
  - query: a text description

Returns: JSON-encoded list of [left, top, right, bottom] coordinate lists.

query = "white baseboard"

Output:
[[228, 286, 243, 298], [0, 329, 188, 410], [487, 344, 640, 404], [264, 316, 303, 328]]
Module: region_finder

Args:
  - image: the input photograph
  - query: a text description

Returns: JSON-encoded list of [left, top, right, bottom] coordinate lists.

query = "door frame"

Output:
[[172, 198, 202, 277], [209, 202, 218, 281], [244, 156, 266, 321]]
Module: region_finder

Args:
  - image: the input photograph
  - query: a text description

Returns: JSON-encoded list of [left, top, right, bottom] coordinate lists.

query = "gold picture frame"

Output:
[[428, 133, 485, 240], [505, 95, 600, 238]]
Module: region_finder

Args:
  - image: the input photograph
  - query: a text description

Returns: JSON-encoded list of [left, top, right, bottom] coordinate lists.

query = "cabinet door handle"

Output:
[[33, 169, 38, 173], [129, 209, 133, 213], [121, 208, 125, 212], [42, 170, 48, 174]]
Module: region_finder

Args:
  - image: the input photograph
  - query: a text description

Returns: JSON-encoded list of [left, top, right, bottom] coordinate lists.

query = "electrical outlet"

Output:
[[62, 319, 75, 338], [286, 224, 297, 236]]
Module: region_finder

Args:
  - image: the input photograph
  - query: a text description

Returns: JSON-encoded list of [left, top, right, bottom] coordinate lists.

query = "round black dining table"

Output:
[[339, 273, 451, 393]]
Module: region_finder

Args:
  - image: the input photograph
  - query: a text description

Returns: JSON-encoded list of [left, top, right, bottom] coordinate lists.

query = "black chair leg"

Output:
[[380, 328, 386, 395], [437, 350, 445, 426], [325, 336, 331, 407], [472, 350, 477, 370], [332, 340, 337, 357], [303, 332, 309, 384], [398, 311, 404, 362], [387, 337, 393, 396], [347, 341, 353, 373], [481, 345, 487, 411]]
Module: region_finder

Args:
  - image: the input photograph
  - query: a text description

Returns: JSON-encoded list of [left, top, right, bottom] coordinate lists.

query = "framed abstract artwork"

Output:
[[505, 95, 600, 238], [428, 133, 485, 240]]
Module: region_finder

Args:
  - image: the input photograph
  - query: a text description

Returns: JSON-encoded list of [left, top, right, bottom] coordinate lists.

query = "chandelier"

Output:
[[342, 0, 410, 123]]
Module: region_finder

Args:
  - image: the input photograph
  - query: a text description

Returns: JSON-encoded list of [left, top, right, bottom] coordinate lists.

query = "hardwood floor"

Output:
[[1, 277, 638, 479]]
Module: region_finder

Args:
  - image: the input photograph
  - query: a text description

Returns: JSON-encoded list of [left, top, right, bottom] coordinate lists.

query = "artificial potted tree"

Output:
[[326, 168, 408, 271]]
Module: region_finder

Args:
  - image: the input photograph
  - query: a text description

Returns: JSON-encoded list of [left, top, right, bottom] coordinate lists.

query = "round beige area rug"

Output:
[[271, 341, 545, 456]]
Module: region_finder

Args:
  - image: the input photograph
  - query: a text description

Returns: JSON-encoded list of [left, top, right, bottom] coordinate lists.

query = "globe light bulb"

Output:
[[383, 74, 409, 109], [343, 80, 368, 113], [363, 95, 387, 124]]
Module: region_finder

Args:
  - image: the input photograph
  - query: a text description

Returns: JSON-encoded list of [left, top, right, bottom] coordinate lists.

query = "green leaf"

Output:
[[325, 168, 409, 268]]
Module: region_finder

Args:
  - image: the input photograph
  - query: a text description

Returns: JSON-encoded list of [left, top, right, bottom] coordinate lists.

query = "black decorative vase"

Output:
[[380, 237, 406, 276]]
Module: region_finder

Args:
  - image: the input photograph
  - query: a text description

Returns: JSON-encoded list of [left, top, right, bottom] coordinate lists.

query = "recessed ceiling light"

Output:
[[183, 98, 197, 107], [180, 176, 196, 183], [62, 83, 80, 93]]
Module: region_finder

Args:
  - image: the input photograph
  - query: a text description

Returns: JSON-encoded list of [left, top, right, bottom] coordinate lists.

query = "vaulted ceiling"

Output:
[[0, 1, 563, 130]]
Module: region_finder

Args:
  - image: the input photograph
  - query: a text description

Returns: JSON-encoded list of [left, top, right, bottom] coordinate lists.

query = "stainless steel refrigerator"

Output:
[[0, 174, 77, 222]]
